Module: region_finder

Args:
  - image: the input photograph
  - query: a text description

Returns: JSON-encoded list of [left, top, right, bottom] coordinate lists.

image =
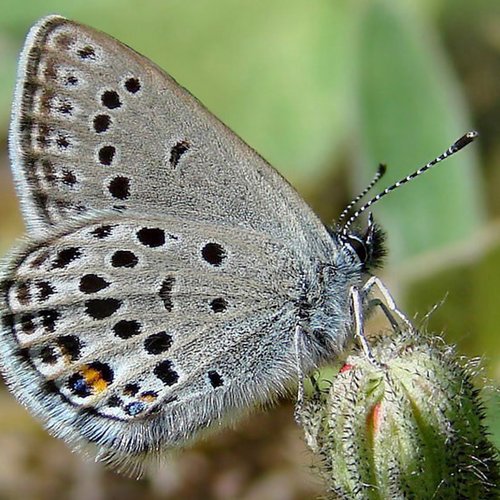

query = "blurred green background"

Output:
[[0, 0, 498, 498]]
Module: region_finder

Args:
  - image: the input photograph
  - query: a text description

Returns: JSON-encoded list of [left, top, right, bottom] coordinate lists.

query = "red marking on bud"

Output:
[[340, 363, 353, 373], [367, 401, 383, 435]]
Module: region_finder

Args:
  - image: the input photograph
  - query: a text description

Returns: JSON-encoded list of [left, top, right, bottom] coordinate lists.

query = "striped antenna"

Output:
[[337, 163, 386, 224], [341, 131, 479, 236]]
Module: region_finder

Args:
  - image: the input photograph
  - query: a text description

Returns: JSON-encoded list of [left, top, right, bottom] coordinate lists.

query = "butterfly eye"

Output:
[[345, 235, 367, 264]]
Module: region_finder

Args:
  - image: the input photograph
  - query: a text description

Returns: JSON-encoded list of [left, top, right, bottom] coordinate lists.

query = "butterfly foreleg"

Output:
[[349, 286, 380, 366], [360, 276, 413, 332]]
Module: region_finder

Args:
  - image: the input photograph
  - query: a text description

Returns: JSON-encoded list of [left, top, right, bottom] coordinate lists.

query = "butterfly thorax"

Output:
[[293, 246, 362, 366], [295, 220, 387, 365]]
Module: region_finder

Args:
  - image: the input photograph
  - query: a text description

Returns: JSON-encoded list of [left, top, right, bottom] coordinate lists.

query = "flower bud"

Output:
[[300, 329, 499, 499]]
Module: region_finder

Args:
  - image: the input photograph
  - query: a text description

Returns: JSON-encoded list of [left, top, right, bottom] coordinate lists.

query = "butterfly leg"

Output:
[[349, 286, 380, 366], [293, 325, 307, 424], [361, 276, 413, 332]]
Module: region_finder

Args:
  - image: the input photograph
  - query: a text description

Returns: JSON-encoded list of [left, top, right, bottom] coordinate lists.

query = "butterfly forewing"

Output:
[[10, 16, 332, 259]]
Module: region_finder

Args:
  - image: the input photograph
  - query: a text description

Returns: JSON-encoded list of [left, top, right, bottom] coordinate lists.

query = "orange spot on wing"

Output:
[[140, 393, 157, 403], [82, 366, 109, 394]]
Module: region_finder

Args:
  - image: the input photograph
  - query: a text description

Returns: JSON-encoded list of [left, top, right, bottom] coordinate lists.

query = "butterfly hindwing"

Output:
[[0, 213, 304, 469]]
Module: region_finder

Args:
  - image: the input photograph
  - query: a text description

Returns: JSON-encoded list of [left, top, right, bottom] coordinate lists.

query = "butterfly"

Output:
[[0, 15, 476, 475]]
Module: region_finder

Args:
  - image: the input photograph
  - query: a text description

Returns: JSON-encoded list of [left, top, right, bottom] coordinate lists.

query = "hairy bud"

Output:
[[300, 329, 499, 499]]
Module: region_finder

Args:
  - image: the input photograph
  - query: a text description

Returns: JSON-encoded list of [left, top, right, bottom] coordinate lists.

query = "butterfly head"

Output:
[[331, 213, 387, 271], [341, 214, 387, 271]]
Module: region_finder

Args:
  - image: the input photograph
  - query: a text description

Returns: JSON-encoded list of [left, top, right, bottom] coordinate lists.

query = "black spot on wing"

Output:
[[78, 46, 96, 60], [154, 360, 178, 386], [91, 225, 114, 239], [137, 228, 165, 248], [210, 297, 227, 313], [201, 243, 226, 266], [111, 250, 138, 268], [159, 277, 175, 311], [108, 176, 130, 200], [79, 274, 109, 294], [93, 114, 111, 133], [98, 145, 115, 165], [124, 77, 141, 94], [169, 140, 190, 168], [52, 247, 82, 269], [208, 370, 223, 388], [113, 320, 141, 339], [144, 331, 173, 355], [101, 90, 121, 109], [85, 299, 122, 319]]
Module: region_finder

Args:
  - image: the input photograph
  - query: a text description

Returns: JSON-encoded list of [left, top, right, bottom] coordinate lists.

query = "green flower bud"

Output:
[[300, 330, 499, 499]]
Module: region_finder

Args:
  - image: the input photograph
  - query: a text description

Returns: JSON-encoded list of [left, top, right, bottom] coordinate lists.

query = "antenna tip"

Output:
[[377, 163, 387, 176], [454, 130, 479, 151]]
